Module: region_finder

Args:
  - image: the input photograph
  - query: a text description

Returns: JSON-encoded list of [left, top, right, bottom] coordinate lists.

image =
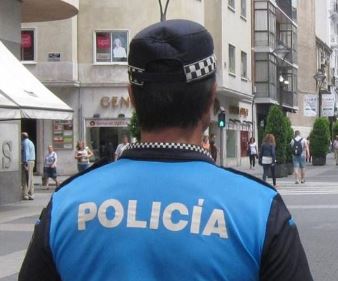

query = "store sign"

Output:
[[21, 33, 32, 48], [48, 53, 61, 62], [304, 95, 318, 117], [0, 123, 19, 172], [86, 119, 129, 128], [229, 106, 249, 117], [100, 96, 130, 108]]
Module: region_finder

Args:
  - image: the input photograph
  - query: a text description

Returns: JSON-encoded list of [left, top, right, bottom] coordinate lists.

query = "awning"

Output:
[[0, 41, 73, 120]]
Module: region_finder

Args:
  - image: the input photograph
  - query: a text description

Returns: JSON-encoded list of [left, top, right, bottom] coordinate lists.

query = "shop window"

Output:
[[21, 30, 35, 61], [94, 30, 128, 63], [226, 130, 237, 158], [241, 0, 246, 18], [241, 51, 247, 78], [229, 44, 236, 75], [240, 131, 249, 157]]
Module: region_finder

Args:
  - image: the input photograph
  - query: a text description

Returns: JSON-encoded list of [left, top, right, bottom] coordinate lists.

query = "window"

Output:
[[94, 30, 128, 63], [228, 0, 235, 9], [229, 44, 236, 74], [21, 30, 35, 61], [241, 0, 246, 17], [241, 51, 247, 78]]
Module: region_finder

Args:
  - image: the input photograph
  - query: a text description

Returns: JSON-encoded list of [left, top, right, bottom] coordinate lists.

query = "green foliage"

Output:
[[264, 105, 287, 164], [128, 111, 141, 141], [284, 117, 294, 163], [333, 121, 338, 139], [310, 117, 330, 157]]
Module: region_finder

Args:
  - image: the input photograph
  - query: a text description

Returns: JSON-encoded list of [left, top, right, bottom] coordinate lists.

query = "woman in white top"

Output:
[[75, 141, 94, 172], [42, 145, 59, 189], [248, 137, 258, 169]]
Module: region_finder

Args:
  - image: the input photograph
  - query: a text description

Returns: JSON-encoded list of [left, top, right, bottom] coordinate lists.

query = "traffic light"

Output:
[[218, 111, 226, 128]]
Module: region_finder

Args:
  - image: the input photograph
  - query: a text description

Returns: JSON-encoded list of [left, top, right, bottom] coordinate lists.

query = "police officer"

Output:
[[19, 19, 313, 281]]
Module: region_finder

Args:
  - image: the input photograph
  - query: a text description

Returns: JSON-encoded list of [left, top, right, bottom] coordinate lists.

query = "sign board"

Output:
[[304, 95, 318, 117], [48, 53, 61, 62], [322, 94, 335, 117], [0, 122, 19, 172], [86, 119, 130, 128], [53, 120, 73, 149]]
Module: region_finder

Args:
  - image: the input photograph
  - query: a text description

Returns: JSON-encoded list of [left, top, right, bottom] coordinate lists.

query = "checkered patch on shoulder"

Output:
[[184, 54, 216, 82]]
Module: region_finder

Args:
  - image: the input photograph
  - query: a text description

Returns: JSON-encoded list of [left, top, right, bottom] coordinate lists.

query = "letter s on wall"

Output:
[[2, 141, 12, 169]]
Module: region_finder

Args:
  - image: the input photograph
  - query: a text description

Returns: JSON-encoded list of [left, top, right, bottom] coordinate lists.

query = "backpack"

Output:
[[292, 138, 303, 156]]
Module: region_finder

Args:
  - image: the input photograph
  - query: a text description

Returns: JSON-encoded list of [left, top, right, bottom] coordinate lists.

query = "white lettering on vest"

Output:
[[149, 201, 161, 229], [163, 203, 189, 231], [127, 200, 147, 228], [98, 199, 124, 228], [202, 209, 228, 239], [78, 202, 97, 230]]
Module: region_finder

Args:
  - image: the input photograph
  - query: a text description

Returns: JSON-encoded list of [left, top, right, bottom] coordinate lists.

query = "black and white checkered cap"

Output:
[[128, 19, 216, 86]]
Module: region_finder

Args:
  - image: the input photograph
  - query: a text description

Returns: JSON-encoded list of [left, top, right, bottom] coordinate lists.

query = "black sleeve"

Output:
[[19, 201, 61, 281], [260, 194, 313, 281]]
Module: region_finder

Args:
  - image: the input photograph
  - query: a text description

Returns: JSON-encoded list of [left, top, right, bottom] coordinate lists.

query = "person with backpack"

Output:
[[290, 130, 309, 184]]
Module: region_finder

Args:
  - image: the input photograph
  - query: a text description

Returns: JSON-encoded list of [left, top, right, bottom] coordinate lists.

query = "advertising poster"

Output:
[[53, 120, 73, 149], [321, 94, 335, 117], [304, 95, 318, 117]]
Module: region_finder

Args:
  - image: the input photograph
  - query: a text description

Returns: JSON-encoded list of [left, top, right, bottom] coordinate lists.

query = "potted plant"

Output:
[[128, 111, 141, 142], [264, 105, 288, 177], [310, 117, 330, 166]]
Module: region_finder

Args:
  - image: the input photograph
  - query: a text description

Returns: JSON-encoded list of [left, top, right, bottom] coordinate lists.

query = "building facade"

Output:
[[22, 0, 208, 175], [253, 0, 298, 139], [0, 0, 78, 204], [205, 0, 253, 167]]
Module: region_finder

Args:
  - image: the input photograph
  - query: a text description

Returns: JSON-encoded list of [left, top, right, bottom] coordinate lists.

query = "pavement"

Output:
[[1, 154, 338, 280]]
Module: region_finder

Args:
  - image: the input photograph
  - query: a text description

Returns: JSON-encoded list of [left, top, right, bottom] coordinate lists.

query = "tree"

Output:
[[284, 116, 294, 164], [333, 121, 338, 139], [310, 117, 330, 164], [264, 105, 287, 164], [128, 111, 141, 141], [158, 0, 170, 21]]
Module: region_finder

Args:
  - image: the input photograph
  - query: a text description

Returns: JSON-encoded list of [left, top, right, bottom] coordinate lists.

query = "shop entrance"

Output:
[[87, 126, 129, 161]]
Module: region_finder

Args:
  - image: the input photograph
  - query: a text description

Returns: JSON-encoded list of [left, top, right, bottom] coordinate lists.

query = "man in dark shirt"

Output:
[[19, 19, 313, 281]]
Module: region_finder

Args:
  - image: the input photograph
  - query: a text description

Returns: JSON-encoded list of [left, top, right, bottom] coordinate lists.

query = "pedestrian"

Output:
[[21, 132, 35, 200], [332, 135, 338, 165], [74, 140, 93, 172], [306, 136, 312, 162], [114, 135, 130, 160], [42, 145, 59, 189], [290, 130, 309, 184], [19, 19, 313, 281], [104, 141, 115, 162], [247, 137, 258, 169], [259, 133, 277, 187], [201, 135, 210, 151], [209, 134, 218, 162]]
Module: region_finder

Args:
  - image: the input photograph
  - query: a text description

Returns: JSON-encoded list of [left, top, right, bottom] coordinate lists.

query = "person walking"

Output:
[[333, 135, 338, 165], [42, 145, 59, 189], [248, 137, 258, 169], [290, 130, 309, 184], [114, 135, 130, 161], [19, 19, 313, 281], [21, 132, 35, 200], [75, 141, 93, 172], [259, 134, 277, 187]]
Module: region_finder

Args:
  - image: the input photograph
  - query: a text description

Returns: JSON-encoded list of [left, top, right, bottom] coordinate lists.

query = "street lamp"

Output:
[[313, 69, 327, 117]]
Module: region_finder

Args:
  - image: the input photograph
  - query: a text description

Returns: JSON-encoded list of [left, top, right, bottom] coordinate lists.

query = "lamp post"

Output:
[[313, 69, 327, 117]]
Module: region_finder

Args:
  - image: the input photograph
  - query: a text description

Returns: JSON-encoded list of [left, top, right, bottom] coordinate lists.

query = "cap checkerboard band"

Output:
[[128, 65, 145, 86], [184, 54, 216, 82], [128, 54, 216, 85]]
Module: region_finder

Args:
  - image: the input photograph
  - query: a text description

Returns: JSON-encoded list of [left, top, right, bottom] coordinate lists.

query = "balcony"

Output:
[[22, 0, 78, 22]]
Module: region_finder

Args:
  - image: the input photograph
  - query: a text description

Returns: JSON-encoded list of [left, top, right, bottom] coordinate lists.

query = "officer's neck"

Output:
[[141, 124, 204, 147]]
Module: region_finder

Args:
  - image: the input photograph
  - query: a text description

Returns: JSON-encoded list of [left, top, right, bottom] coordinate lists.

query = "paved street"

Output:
[[1, 155, 338, 280]]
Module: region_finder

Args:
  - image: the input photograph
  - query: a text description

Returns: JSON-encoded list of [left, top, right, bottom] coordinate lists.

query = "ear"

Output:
[[128, 85, 135, 108]]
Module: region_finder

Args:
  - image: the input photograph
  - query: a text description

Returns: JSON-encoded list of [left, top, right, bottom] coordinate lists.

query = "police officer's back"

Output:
[[19, 20, 313, 281]]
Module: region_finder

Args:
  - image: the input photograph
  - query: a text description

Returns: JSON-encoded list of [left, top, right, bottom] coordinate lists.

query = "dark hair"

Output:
[[131, 60, 215, 131]]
